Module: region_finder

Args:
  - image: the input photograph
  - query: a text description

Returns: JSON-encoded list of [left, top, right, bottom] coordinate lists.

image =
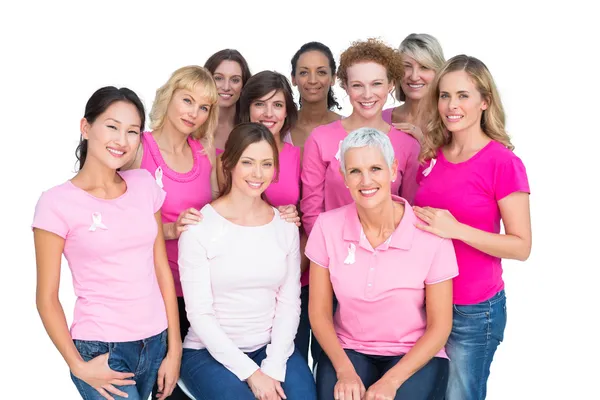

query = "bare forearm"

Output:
[[382, 324, 450, 389], [311, 314, 354, 375], [37, 298, 84, 373], [156, 264, 182, 353], [162, 223, 177, 241], [456, 223, 531, 261]]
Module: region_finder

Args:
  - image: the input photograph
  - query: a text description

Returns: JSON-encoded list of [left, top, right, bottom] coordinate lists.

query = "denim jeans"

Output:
[[446, 289, 507, 400], [180, 345, 317, 399], [294, 285, 311, 363], [316, 349, 448, 400], [70, 329, 167, 400]]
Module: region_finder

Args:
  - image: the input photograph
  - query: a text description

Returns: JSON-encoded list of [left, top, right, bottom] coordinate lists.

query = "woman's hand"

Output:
[[71, 353, 135, 400], [278, 205, 301, 227], [413, 206, 464, 239], [155, 351, 181, 399], [165, 208, 203, 239], [363, 377, 399, 400], [392, 122, 423, 143], [246, 369, 287, 400], [334, 369, 365, 400]]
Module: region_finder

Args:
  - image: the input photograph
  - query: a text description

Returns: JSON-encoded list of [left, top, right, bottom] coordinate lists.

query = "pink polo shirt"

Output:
[[31, 169, 168, 342], [301, 120, 421, 237], [305, 196, 458, 357], [414, 140, 530, 305], [140, 132, 213, 297], [264, 142, 301, 208]]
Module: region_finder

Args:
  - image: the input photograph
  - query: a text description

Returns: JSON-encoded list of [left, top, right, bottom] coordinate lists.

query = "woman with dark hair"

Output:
[[178, 123, 316, 399], [32, 86, 181, 399], [204, 49, 252, 153], [287, 41, 342, 148]]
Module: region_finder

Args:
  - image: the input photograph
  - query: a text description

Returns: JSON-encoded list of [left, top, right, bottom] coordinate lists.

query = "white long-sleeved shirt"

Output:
[[178, 204, 301, 382]]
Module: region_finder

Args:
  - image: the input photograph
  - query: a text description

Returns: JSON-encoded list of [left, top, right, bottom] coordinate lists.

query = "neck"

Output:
[[403, 97, 422, 119], [356, 198, 397, 236], [76, 157, 120, 187], [345, 110, 388, 132], [154, 122, 189, 153], [298, 98, 330, 124], [273, 130, 284, 151], [223, 187, 265, 219], [218, 104, 236, 126], [449, 124, 488, 151]]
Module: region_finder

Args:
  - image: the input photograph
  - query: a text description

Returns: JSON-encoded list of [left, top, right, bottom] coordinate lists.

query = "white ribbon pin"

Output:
[[155, 166, 164, 188], [422, 158, 437, 177], [344, 243, 356, 265], [89, 212, 108, 232], [334, 140, 343, 161]]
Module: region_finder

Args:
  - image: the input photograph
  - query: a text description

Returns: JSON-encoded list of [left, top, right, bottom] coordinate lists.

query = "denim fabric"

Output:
[[295, 285, 311, 363], [446, 289, 507, 400], [316, 349, 448, 400], [180, 346, 316, 399], [71, 329, 167, 400]]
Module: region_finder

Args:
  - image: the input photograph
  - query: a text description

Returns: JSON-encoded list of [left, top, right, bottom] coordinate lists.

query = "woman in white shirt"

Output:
[[178, 122, 317, 400]]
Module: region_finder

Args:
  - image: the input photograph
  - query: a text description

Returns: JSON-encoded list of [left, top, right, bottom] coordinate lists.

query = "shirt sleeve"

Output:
[[399, 139, 421, 204], [261, 226, 301, 381], [304, 215, 329, 268], [300, 132, 326, 236], [425, 237, 459, 285], [31, 190, 69, 239], [494, 155, 530, 201], [178, 226, 259, 381], [150, 177, 167, 213]]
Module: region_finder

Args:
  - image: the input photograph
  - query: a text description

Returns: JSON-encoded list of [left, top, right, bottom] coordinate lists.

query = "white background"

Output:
[[2, 1, 598, 398]]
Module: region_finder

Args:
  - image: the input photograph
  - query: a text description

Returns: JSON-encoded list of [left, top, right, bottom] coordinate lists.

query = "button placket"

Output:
[[365, 251, 377, 297]]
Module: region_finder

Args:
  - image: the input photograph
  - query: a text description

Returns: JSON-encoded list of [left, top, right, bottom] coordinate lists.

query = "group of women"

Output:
[[32, 33, 532, 400]]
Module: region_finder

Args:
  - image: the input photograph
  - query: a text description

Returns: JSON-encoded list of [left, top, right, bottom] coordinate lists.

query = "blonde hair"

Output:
[[421, 55, 514, 162], [150, 65, 219, 146], [395, 33, 445, 102]]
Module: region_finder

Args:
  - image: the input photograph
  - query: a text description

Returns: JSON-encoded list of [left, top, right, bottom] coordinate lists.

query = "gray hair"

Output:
[[340, 127, 395, 174]]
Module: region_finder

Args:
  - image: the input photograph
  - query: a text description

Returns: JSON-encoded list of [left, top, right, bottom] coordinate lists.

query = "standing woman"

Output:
[[123, 65, 219, 400], [33, 87, 181, 400], [204, 49, 252, 153], [286, 41, 342, 148], [413, 55, 532, 400], [383, 33, 445, 143], [178, 123, 317, 399]]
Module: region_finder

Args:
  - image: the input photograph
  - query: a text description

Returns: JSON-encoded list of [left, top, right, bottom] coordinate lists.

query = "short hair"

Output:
[[340, 127, 395, 174]]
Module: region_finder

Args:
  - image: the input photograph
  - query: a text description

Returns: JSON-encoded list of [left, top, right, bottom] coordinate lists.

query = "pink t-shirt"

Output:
[[140, 132, 213, 297], [301, 120, 421, 237], [264, 142, 301, 208], [31, 169, 168, 342], [414, 140, 530, 305], [382, 108, 393, 124], [305, 196, 458, 357]]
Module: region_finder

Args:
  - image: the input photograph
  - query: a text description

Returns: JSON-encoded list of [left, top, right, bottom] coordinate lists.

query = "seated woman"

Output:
[[177, 122, 316, 400], [307, 127, 458, 400]]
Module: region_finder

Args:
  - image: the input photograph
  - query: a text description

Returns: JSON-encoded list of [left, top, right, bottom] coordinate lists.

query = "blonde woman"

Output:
[[382, 33, 445, 143], [413, 55, 532, 400]]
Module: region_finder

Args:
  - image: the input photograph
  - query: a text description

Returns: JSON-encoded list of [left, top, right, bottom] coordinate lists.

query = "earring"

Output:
[[392, 179, 396, 183]]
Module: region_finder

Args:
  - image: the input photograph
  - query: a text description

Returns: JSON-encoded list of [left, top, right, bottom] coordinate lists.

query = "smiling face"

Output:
[[292, 50, 334, 104], [400, 54, 436, 101], [437, 70, 488, 133], [213, 60, 244, 108], [345, 62, 393, 120], [231, 139, 275, 198], [249, 90, 287, 136], [81, 101, 142, 170], [342, 145, 398, 210], [165, 85, 212, 135]]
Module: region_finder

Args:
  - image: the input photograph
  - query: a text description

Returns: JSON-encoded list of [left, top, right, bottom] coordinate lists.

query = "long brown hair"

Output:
[[219, 122, 280, 198], [421, 54, 513, 162]]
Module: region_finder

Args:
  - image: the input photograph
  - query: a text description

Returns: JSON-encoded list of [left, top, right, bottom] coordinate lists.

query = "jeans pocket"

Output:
[[453, 302, 490, 318], [73, 339, 110, 362]]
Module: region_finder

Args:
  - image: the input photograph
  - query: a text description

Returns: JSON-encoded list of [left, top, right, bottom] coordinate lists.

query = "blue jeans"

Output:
[[71, 330, 167, 400], [180, 345, 317, 399], [317, 349, 448, 400], [294, 285, 311, 363], [446, 290, 507, 400]]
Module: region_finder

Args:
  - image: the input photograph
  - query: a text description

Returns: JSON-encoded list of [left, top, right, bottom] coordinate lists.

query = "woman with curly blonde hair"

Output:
[[123, 65, 220, 400], [413, 55, 532, 400]]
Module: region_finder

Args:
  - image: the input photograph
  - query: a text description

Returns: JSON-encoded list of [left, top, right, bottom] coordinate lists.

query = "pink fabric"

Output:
[[414, 140, 530, 305], [382, 108, 393, 124], [305, 196, 458, 357], [301, 120, 420, 237], [140, 132, 213, 297], [216, 148, 224, 156], [32, 169, 168, 342], [282, 131, 293, 145], [264, 142, 301, 208]]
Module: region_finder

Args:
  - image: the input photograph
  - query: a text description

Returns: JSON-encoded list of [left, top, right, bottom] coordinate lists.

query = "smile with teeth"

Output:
[[408, 83, 425, 89], [446, 115, 463, 121], [261, 121, 276, 128], [246, 181, 263, 189], [219, 93, 233, 98], [360, 101, 376, 108], [107, 147, 125, 157], [359, 188, 378, 195]]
